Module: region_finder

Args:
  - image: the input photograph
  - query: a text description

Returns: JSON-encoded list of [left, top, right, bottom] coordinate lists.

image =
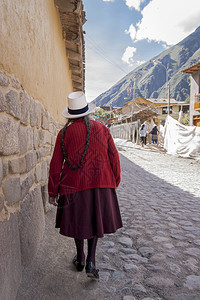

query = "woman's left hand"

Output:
[[49, 197, 58, 206]]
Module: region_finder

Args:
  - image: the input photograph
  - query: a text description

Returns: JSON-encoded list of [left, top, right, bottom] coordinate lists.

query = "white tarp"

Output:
[[163, 115, 200, 157]]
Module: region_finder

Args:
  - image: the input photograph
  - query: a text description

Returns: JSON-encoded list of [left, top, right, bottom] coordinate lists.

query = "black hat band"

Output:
[[68, 104, 89, 115]]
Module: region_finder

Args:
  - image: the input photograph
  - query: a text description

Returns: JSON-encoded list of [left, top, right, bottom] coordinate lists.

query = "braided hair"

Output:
[[61, 116, 91, 170]]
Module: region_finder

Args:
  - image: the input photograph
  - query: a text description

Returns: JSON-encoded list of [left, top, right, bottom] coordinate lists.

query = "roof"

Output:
[[125, 98, 184, 105], [124, 97, 146, 106], [119, 107, 158, 124], [181, 61, 200, 74], [131, 109, 158, 123], [54, 0, 86, 91], [147, 98, 179, 104]]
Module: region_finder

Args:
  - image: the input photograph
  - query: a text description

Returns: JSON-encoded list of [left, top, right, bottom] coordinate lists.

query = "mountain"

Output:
[[93, 26, 200, 107]]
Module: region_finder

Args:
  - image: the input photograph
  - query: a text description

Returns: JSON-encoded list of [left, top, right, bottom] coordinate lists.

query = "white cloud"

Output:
[[122, 46, 137, 65], [162, 43, 170, 50], [125, 0, 145, 11], [103, 0, 115, 2], [125, 24, 136, 41], [135, 0, 200, 45], [136, 60, 145, 66]]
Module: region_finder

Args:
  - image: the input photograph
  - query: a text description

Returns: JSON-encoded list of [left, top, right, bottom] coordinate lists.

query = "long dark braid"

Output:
[[61, 116, 91, 170]]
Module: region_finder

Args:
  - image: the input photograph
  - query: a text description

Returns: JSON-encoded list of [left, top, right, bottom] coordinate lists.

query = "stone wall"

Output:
[[0, 70, 62, 299]]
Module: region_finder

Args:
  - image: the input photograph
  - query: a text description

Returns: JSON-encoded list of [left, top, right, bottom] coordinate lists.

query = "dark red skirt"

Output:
[[56, 188, 123, 239]]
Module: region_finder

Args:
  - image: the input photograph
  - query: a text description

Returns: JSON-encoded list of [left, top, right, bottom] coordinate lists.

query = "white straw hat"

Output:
[[62, 91, 96, 118]]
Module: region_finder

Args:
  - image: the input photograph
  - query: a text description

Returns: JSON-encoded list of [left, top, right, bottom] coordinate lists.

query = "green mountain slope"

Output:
[[93, 26, 200, 107]]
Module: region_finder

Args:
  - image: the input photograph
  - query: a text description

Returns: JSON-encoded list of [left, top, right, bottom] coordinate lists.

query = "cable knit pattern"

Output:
[[48, 119, 121, 197]]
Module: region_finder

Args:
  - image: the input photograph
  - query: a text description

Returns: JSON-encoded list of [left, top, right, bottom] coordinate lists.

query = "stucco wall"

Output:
[[157, 105, 180, 122], [190, 71, 200, 125], [0, 0, 72, 122]]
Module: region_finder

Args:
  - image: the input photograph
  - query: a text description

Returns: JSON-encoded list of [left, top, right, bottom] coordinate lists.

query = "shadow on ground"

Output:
[[16, 154, 200, 300]]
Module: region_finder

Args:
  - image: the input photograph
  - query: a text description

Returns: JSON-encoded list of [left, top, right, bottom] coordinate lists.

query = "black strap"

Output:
[[61, 118, 90, 170]]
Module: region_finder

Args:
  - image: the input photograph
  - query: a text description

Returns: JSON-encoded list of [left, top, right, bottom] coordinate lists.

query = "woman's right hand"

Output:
[[49, 197, 58, 206]]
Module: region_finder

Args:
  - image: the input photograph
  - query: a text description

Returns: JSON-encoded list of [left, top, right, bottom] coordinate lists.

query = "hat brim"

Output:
[[62, 103, 96, 119]]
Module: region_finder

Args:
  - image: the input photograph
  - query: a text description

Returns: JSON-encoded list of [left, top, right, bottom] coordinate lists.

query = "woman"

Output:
[[139, 122, 148, 146], [48, 91, 122, 280], [150, 124, 159, 144]]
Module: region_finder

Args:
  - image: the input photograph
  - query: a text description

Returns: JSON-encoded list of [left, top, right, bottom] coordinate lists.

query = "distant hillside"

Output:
[[93, 26, 200, 107]]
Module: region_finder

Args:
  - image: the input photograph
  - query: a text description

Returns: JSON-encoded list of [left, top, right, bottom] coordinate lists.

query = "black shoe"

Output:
[[85, 261, 99, 280], [73, 256, 85, 272]]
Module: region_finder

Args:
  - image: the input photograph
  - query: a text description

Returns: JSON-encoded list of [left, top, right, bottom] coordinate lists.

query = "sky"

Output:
[[83, 0, 200, 102]]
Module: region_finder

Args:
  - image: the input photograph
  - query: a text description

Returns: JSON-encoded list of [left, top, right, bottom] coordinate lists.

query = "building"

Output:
[[182, 61, 200, 126], [0, 1, 85, 298], [113, 97, 189, 125], [147, 98, 190, 125]]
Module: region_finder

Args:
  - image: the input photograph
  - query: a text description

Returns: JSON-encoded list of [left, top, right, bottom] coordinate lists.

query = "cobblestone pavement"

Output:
[[16, 140, 200, 300]]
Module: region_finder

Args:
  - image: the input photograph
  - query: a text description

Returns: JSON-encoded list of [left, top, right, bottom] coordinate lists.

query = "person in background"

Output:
[[48, 91, 122, 280], [139, 122, 148, 146], [150, 124, 159, 144]]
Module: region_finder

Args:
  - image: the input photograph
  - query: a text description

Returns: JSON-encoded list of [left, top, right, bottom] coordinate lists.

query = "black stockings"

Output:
[[87, 237, 98, 265], [74, 237, 98, 265], [74, 238, 85, 263]]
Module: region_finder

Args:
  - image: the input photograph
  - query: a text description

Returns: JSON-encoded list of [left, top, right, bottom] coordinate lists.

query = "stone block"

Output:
[[38, 130, 51, 147], [35, 100, 42, 128], [0, 192, 4, 212], [40, 146, 52, 159], [3, 176, 21, 205], [35, 163, 42, 183], [41, 184, 51, 213], [27, 127, 33, 150], [123, 296, 136, 300], [0, 213, 22, 300], [0, 72, 10, 86], [41, 112, 49, 130], [19, 125, 28, 154], [46, 156, 51, 170], [5, 89, 21, 119], [0, 90, 8, 112], [25, 150, 37, 172], [38, 129, 44, 147], [51, 134, 56, 146], [39, 129, 52, 147], [118, 237, 133, 247], [9, 156, 26, 174], [21, 171, 35, 200], [30, 97, 37, 127], [3, 116, 20, 155], [0, 157, 3, 186], [11, 74, 21, 89], [49, 123, 55, 135], [20, 90, 30, 125], [0, 118, 3, 153], [33, 127, 39, 149], [41, 161, 47, 181], [138, 247, 154, 258], [3, 159, 8, 178], [36, 147, 51, 163], [18, 186, 45, 266], [43, 130, 52, 145]]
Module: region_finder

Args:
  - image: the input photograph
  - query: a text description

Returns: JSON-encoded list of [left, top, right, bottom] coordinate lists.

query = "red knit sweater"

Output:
[[48, 119, 121, 197]]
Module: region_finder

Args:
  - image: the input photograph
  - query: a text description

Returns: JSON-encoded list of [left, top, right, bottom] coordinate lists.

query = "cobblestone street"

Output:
[[16, 140, 200, 300]]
